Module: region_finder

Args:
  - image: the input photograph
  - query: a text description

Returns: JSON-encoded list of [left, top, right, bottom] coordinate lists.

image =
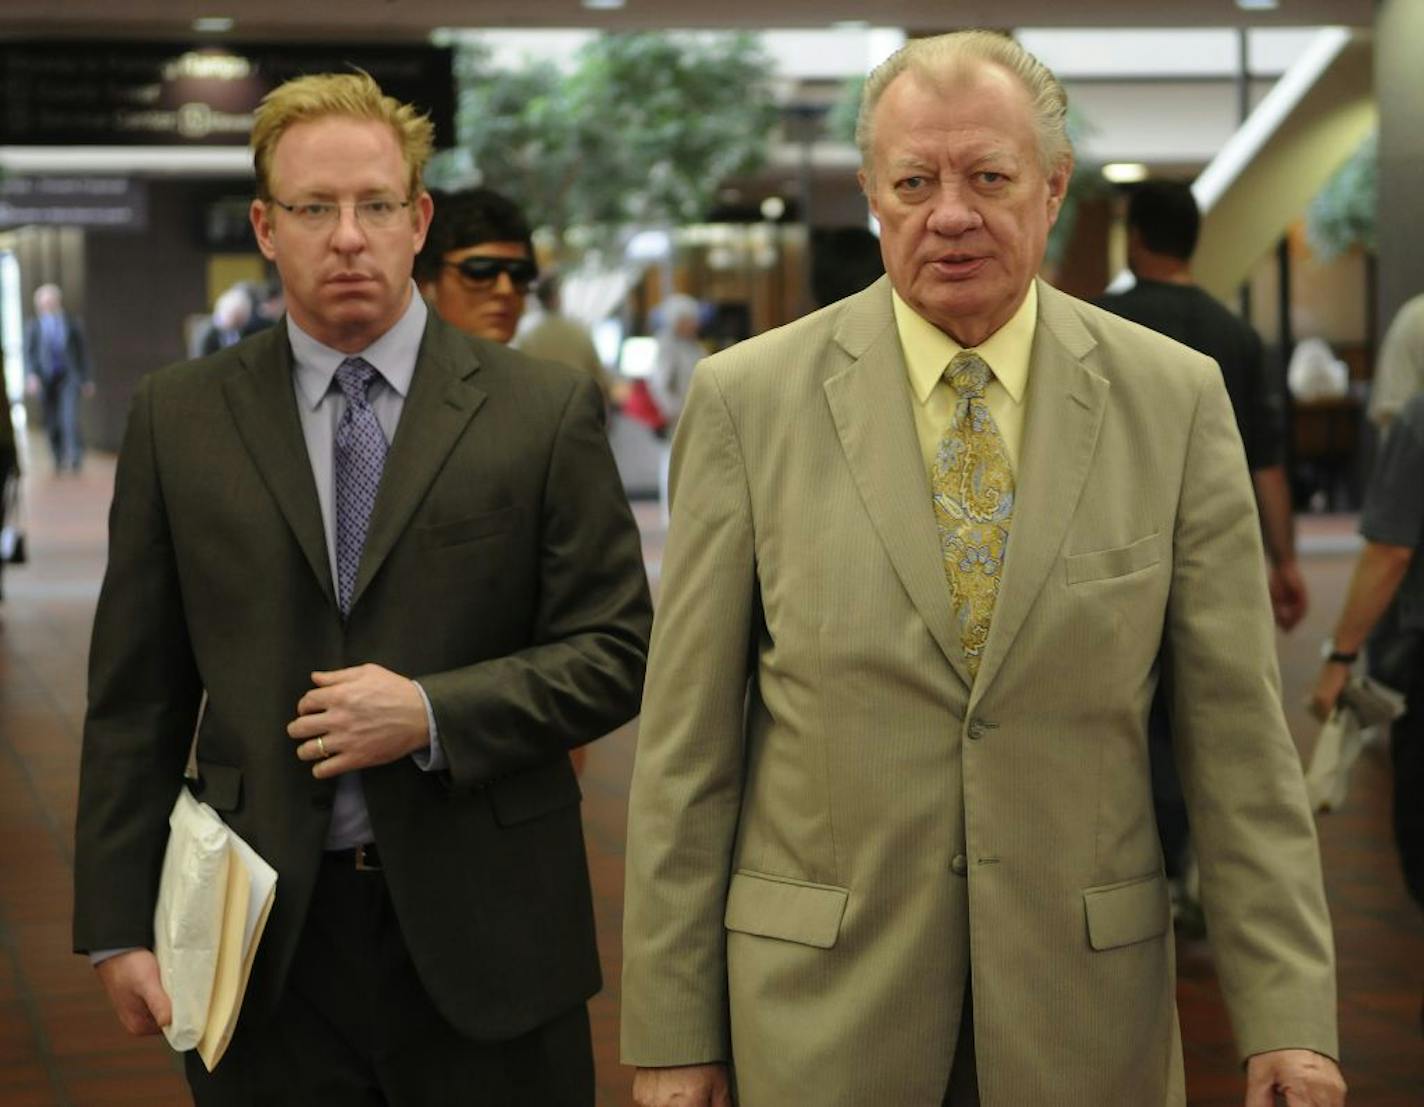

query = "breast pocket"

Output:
[[1064, 532, 1161, 586], [417, 506, 518, 551]]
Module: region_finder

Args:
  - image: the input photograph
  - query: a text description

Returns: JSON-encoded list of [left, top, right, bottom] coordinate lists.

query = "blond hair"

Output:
[[856, 31, 1071, 178], [250, 71, 435, 202]]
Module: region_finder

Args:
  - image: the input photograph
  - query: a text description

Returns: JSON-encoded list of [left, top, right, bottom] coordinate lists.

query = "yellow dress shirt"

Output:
[[892, 280, 1037, 475]]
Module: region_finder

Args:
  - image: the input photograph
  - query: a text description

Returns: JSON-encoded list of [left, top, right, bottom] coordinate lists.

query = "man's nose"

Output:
[[330, 206, 368, 251], [493, 271, 519, 295], [925, 184, 982, 237]]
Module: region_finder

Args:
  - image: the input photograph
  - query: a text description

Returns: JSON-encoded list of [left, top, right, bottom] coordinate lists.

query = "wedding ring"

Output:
[[317, 736, 329, 759]]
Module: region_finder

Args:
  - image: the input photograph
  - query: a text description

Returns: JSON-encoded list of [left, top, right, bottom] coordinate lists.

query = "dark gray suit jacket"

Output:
[[74, 312, 651, 1039]]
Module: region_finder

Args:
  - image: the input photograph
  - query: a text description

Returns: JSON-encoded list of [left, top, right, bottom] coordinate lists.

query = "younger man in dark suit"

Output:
[[74, 71, 650, 1106]]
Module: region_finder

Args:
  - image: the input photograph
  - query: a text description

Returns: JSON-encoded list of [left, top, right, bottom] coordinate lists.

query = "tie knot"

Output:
[[946, 351, 992, 398], [335, 357, 380, 406]]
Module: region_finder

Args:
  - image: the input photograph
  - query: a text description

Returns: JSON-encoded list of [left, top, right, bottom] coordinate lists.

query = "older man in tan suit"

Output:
[[621, 30, 1344, 1107]]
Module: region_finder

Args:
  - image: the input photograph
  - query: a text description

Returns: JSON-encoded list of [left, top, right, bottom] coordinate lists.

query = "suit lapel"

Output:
[[823, 281, 974, 689], [970, 282, 1109, 704], [222, 327, 336, 605], [349, 315, 487, 611]]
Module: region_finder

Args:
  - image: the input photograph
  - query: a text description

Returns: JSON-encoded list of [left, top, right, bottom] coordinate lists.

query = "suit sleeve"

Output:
[[1166, 367, 1338, 1061], [73, 375, 202, 953], [417, 373, 652, 789], [621, 362, 756, 1066]]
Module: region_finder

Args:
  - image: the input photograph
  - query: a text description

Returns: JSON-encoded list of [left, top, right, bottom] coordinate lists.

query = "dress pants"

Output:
[[1394, 657, 1424, 910], [942, 987, 980, 1106], [38, 373, 82, 471], [185, 853, 595, 1107]]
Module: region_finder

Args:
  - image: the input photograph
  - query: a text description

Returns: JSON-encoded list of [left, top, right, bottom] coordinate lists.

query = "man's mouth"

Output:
[[928, 254, 988, 279]]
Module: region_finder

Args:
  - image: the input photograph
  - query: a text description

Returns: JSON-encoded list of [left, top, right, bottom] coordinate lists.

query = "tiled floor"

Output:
[[0, 441, 1420, 1105]]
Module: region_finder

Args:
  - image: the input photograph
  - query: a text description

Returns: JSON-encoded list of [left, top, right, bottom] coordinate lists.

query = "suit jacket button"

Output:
[[968, 720, 985, 741], [951, 853, 969, 877]]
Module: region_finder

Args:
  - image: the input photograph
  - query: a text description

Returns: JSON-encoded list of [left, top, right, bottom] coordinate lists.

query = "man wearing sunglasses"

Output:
[[75, 73, 651, 1105], [416, 188, 538, 345]]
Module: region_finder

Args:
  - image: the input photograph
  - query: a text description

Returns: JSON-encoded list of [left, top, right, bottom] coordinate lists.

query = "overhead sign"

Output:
[[0, 42, 455, 147], [0, 176, 147, 230]]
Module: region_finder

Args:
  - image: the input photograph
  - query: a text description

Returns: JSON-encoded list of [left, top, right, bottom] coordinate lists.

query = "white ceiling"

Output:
[[0, 1, 1375, 41]]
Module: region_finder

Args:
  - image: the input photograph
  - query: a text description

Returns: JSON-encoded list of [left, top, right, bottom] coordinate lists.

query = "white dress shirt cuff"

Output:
[[409, 681, 446, 772], [90, 947, 139, 966]]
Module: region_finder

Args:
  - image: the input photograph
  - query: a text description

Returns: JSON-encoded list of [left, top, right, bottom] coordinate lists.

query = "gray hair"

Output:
[[213, 286, 253, 328], [855, 31, 1072, 177]]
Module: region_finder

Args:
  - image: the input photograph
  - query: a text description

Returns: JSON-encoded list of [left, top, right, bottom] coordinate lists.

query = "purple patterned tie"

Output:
[[333, 357, 387, 615]]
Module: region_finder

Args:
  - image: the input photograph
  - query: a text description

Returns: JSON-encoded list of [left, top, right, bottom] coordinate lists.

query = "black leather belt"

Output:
[[324, 842, 382, 871]]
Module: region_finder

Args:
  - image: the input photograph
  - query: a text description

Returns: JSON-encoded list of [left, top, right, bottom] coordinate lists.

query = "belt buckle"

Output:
[[353, 843, 381, 871]]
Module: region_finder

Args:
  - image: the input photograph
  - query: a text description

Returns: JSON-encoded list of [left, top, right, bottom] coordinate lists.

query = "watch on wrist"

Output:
[[1320, 637, 1358, 665]]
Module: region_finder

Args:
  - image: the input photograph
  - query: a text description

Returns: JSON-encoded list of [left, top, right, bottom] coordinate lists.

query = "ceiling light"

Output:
[[760, 196, 786, 221], [1102, 162, 1150, 184], [1234, 0, 1280, 10], [192, 16, 235, 32], [581, 0, 627, 9]]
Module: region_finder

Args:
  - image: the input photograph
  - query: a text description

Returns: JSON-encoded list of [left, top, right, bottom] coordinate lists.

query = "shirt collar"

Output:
[[288, 285, 428, 411], [893, 280, 1038, 406]]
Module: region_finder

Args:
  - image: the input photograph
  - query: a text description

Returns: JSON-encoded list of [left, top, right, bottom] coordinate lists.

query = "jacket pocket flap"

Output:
[[724, 870, 849, 949], [488, 759, 582, 827], [192, 760, 242, 812], [419, 507, 518, 549], [1083, 872, 1169, 950], [1065, 532, 1160, 585]]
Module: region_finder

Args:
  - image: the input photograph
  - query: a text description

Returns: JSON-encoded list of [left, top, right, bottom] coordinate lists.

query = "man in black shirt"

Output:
[[1100, 182, 1304, 627], [1099, 181, 1307, 914]]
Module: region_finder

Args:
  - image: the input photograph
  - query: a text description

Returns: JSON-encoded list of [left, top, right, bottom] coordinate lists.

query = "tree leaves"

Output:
[[437, 32, 779, 242]]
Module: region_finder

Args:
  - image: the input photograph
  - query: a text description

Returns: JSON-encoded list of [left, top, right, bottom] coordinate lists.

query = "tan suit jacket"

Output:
[[622, 278, 1336, 1106]]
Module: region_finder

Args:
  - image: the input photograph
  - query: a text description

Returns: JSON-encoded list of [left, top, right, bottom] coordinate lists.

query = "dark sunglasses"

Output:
[[444, 256, 539, 290]]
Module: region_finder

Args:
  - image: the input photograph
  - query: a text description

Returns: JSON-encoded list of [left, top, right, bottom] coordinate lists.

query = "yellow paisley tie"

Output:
[[932, 350, 1015, 678]]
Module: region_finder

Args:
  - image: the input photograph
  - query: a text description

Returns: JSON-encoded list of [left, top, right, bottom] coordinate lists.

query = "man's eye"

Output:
[[897, 176, 927, 191], [362, 200, 397, 215], [298, 203, 334, 219], [978, 171, 1006, 185]]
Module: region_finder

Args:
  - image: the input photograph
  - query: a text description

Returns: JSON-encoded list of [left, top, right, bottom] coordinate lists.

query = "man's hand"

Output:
[[287, 664, 430, 778], [1309, 662, 1351, 723], [632, 1064, 732, 1107], [1245, 1049, 1345, 1106], [24, 374, 39, 397], [1268, 560, 1309, 631], [95, 949, 171, 1037]]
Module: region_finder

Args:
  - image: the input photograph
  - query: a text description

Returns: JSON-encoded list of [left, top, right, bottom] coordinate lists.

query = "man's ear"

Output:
[[1045, 157, 1073, 226], [412, 190, 435, 254], [250, 199, 278, 261], [858, 168, 881, 222]]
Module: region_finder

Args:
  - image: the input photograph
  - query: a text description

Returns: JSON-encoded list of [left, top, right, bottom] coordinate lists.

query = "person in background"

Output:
[[199, 285, 255, 355], [646, 293, 703, 522], [621, 30, 1342, 1107], [244, 280, 285, 335], [517, 272, 611, 405], [74, 71, 650, 1106], [1366, 292, 1424, 431], [1310, 388, 1424, 1021], [1096, 180, 1308, 932], [0, 357, 17, 603], [414, 187, 536, 345], [23, 284, 93, 474], [1099, 181, 1306, 629]]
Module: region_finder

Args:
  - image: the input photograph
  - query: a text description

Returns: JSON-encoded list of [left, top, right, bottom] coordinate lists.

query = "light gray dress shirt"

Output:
[[287, 288, 444, 850]]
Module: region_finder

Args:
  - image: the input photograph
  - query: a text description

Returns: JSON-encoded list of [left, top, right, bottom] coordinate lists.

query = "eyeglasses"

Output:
[[443, 256, 539, 292], [268, 197, 412, 230]]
